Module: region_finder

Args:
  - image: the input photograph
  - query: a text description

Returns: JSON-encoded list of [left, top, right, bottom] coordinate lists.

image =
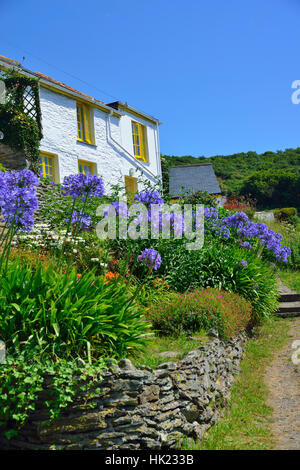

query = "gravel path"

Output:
[[265, 318, 300, 450]]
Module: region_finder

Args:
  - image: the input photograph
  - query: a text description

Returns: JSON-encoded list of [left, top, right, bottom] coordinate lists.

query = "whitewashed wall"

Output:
[[39, 87, 161, 193]]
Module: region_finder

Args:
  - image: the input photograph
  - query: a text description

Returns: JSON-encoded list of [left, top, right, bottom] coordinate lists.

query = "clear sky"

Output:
[[1, 0, 300, 157]]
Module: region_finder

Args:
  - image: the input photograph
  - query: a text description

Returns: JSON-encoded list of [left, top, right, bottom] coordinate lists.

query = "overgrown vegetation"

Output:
[[147, 288, 253, 339], [0, 69, 42, 173]]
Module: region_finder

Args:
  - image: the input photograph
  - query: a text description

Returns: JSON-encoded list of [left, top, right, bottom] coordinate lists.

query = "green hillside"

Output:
[[162, 148, 300, 199]]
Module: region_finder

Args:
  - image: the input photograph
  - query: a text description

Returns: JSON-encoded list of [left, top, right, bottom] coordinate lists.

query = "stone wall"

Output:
[[0, 143, 27, 171], [1, 334, 246, 450]]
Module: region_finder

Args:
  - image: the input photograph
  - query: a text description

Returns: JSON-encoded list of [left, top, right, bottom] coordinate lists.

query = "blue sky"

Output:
[[1, 0, 300, 157]]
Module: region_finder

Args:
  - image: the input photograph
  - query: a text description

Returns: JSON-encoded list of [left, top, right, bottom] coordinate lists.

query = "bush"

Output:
[[0, 260, 150, 360], [147, 288, 252, 339], [223, 195, 256, 218], [139, 242, 279, 318], [195, 244, 279, 319], [288, 236, 300, 269], [273, 207, 298, 225], [181, 190, 218, 208], [240, 169, 299, 208]]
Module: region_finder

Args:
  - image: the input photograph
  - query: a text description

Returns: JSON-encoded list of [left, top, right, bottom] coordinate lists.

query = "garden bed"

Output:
[[0, 333, 247, 450]]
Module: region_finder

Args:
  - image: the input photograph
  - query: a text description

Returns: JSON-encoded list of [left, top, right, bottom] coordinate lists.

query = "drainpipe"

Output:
[[106, 110, 159, 182], [155, 121, 162, 187]]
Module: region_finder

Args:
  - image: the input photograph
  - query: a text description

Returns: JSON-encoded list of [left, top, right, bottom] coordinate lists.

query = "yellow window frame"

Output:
[[77, 102, 93, 144], [131, 121, 147, 162], [124, 175, 138, 198], [78, 159, 94, 176], [40, 152, 56, 182]]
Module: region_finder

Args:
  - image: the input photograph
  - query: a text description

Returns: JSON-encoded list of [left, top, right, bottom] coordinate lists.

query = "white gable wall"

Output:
[[39, 86, 161, 193]]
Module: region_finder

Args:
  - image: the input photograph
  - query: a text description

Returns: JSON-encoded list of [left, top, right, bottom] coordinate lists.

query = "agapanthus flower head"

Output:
[[240, 241, 252, 249], [240, 259, 248, 267], [104, 201, 129, 219], [62, 174, 104, 201], [66, 210, 91, 229], [138, 248, 162, 270], [134, 190, 164, 206], [223, 211, 249, 229], [204, 207, 219, 221], [0, 169, 39, 232]]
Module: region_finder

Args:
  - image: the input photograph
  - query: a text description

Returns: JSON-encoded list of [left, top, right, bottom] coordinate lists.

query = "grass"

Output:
[[278, 269, 300, 292], [131, 330, 208, 369], [182, 317, 290, 450]]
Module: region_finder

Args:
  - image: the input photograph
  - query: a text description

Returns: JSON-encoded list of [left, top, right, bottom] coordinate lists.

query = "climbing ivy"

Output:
[[0, 69, 42, 174], [0, 352, 106, 440]]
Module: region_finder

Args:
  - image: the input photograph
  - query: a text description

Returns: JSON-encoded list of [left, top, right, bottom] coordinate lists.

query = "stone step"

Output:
[[274, 310, 300, 318], [275, 302, 300, 318], [278, 302, 300, 312], [279, 293, 300, 303]]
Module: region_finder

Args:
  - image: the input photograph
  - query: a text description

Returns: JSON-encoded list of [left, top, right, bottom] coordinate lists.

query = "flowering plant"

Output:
[[0, 169, 39, 272], [134, 190, 164, 206], [138, 248, 162, 271], [65, 210, 91, 230], [202, 208, 291, 263], [62, 174, 104, 201]]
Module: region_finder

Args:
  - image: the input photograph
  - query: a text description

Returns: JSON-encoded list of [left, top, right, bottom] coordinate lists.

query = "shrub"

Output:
[[0, 260, 151, 360], [147, 288, 252, 339], [223, 195, 256, 219], [288, 235, 300, 269], [240, 169, 299, 208], [182, 190, 218, 208], [195, 244, 279, 319], [139, 242, 279, 318], [273, 207, 298, 225]]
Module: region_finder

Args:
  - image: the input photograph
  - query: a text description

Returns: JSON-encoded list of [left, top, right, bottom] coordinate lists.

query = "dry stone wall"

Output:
[[0, 143, 27, 171], [1, 334, 246, 450]]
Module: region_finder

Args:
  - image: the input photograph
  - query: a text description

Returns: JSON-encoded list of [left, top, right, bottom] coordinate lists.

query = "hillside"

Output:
[[162, 148, 300, 196]]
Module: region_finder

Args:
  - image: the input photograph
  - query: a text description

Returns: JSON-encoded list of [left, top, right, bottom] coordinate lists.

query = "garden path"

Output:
[[265, 316, 300, 450]]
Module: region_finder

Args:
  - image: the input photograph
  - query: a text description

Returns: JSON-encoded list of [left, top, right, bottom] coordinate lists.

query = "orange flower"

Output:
[[111, 259, 119, 265], [104, 271, 119, 284], [76, 273, 82, 279]]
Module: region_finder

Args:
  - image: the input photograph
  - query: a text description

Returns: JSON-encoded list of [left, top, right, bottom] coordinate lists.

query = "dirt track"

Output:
[[265, 318, 300, 450]]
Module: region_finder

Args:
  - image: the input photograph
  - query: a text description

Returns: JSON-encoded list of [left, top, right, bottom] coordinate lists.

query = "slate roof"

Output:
[[169, 164, 221, 197]]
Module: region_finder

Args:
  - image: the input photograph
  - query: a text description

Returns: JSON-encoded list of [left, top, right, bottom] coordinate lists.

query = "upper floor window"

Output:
[[40, 152, 56, 182], [131, 121, 148, 162], [77, 102, 93, 144], [78, 159, 95, 175]]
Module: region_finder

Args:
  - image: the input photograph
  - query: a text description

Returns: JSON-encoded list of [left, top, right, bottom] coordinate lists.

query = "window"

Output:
[[40, 152, 56, 181], [78, 159, 94, 175], [131, 121, 147, 162], [77, 102, 93, 144], [124, 175, 138, 198]]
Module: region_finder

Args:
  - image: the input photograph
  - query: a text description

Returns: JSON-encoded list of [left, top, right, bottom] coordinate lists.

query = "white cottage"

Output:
[[0, 55, 162, 196]]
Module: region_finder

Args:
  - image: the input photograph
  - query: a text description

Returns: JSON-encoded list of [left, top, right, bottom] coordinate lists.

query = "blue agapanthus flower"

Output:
[[66, 210, 91, 229], [62, 174, 104, 201], [138, 248, 162, 270], [134, 190, 164, 206], [0, 169, 39, 232]]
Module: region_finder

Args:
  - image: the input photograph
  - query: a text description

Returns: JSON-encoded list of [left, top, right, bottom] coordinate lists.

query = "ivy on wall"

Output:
[[0, 69, 42, 174]]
